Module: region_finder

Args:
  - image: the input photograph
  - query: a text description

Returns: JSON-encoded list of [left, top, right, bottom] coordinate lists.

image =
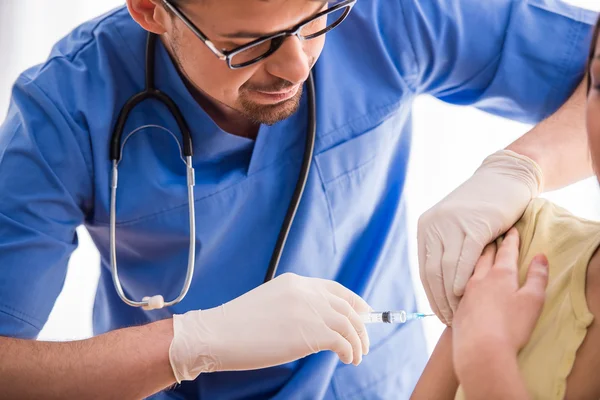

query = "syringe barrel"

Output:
[[360, 311, 407, 324]]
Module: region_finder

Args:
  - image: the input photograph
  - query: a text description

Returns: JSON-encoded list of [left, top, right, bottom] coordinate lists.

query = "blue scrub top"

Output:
[[0, 1, 596, 398]]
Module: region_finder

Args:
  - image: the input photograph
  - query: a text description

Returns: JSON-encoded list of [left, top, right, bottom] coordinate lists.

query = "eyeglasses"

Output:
[[161, 0, 357, 69]]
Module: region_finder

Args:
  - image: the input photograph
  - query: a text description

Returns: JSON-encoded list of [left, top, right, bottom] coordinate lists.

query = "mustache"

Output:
[[242, 57, 316, 93], [242, 78, 297, 93]]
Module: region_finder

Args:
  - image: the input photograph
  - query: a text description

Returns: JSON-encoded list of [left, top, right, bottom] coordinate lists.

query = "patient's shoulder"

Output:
[[514, 199, 600, 399], [516, 198, 600, 261], [519, 198, 598, 231]]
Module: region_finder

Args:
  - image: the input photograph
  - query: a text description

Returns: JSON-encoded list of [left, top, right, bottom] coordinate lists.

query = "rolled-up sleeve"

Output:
[[397, 0, 598, 123], [0, 75, 92, 339]]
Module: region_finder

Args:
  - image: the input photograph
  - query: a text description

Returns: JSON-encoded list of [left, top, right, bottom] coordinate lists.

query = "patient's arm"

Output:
[[455, 341, 529, 400], [414, 241, 600, 400], [410, 328, 458, 400], [461, 246, 600, 399], [413, 233, 546, 399], [412, 328, 528, 400]]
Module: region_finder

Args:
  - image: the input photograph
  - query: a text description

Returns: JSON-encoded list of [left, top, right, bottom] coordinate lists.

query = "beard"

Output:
[[237, 80, 304, 126]]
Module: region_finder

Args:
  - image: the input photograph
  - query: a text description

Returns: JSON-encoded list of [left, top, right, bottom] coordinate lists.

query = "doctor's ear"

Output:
[[127, 0, 169, 35]]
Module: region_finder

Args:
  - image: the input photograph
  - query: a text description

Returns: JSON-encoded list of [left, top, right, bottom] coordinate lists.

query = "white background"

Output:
[[0, 1, 599, 351]]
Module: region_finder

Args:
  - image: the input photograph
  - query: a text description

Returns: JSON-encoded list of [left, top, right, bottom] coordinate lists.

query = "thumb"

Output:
[[519, 254, 549, 301]]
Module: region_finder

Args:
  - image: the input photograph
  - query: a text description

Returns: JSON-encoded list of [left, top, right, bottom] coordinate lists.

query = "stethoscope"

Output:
[[109, 33, 316, 310]]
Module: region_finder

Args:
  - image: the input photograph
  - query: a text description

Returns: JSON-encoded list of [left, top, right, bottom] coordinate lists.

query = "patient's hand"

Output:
[[452, 228, 549, 377]]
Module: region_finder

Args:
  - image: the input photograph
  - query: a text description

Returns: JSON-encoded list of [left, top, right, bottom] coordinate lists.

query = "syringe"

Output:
[[360, 311, 435, 324]]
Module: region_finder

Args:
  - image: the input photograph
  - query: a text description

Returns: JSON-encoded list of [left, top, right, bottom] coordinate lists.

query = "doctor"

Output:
[[0, 0, 596, 398]]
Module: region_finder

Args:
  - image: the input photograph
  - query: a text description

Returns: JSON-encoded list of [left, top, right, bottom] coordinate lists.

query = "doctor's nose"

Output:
[[265, 36, 311, 85]]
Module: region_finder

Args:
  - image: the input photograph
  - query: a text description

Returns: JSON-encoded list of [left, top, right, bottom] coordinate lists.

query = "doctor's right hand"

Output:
[[168, 273, 371, 383]]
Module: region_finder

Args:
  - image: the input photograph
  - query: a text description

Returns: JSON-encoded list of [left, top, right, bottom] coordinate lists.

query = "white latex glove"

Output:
[[417, 150, 543, 326], [168, 273, 371, 383]]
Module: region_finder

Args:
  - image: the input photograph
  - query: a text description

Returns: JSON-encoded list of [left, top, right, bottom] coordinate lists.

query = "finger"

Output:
[[324, 330, 354, 365], [424, 235, 452, 325], [328, 295, 370, 355], [323, 280, 372, 313], [324, 311, 363, 365], [518, 254, 549, 299], [453, 236, 487, 297], [470, 243, 497, 281], [493, 228, 520, 273], [441, 232, 465, 319]]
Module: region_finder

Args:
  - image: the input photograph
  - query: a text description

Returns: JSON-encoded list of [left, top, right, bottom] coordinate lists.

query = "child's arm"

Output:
[[452, 230, 548, 400], [455, 343, 529, 400], [411, 327, 528, 400], [413, 229, 549, 400], [411, 328, 458, 400]]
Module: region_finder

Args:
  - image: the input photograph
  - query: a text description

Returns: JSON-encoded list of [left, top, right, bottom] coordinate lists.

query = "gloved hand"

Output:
[[168, 273, 371, 383], [417, 150, 543, 326]]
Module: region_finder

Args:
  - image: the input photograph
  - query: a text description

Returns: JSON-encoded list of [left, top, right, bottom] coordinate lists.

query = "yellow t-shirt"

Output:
[[455, 198, 600, 400]]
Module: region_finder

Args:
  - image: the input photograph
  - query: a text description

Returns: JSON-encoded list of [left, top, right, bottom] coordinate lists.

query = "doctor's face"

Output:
[[163, 0, 329, 125]]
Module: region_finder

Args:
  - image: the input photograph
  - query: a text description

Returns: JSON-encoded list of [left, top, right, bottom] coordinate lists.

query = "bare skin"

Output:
[[0, 319, 175, 400], [508, 79, 592, 191]]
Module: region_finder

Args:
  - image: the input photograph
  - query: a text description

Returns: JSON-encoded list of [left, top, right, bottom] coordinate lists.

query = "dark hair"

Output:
[[587, 16, 600, 93]]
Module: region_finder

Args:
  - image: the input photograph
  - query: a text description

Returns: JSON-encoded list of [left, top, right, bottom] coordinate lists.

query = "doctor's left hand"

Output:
[[418, 150, 544, 325], [168, 273, 371, 383]]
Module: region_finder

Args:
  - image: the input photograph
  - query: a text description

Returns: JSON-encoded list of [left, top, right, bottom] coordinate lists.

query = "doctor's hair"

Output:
[[587, 15, 600, 93]]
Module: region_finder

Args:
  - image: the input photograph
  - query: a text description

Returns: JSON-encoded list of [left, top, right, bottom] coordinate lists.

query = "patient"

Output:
[[411, 16, 600, 400]]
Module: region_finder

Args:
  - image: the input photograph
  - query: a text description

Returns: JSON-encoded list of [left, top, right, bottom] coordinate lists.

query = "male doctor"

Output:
[[0, 0, 596, 398]]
